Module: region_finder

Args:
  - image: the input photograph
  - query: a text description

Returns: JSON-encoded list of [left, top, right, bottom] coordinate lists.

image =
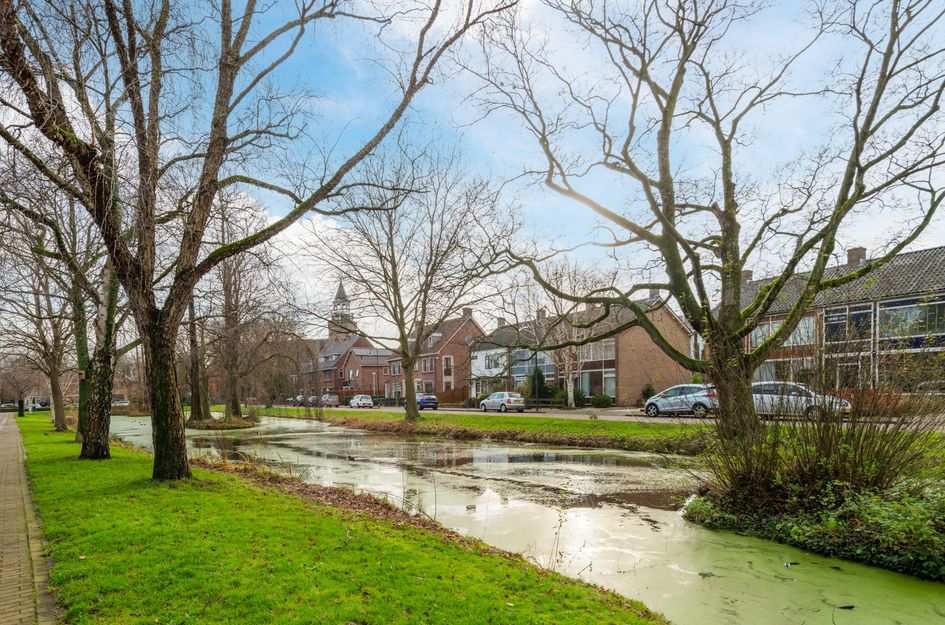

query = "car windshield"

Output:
[[508, 393, 522, 398]]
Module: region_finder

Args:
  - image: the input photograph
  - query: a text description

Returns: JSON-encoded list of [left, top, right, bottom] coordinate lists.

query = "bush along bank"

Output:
[[684, 483, 945, 582]]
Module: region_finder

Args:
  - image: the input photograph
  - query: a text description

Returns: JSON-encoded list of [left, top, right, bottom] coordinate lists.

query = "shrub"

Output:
[[690, 372, 704, 384], [641, 383, 656, 400], [554, 387, 585, 408], [685, 488, 945, 581], [590, 394, 613, 408]]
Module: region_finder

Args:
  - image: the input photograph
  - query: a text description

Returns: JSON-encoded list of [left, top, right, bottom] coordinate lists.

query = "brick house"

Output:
[[741, 245, 945, 388], [386, 308, 484, 402], [470, 295, 693, 405], [335, 347, 395, 397]]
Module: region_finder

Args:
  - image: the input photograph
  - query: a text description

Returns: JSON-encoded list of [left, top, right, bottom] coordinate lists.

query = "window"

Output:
[[383, 367, 390, 376], [443, 356, 453, 376], [752, 316, 816, 348], [880, 298, 945, 338], [444, 380, 453, 392], [784, 316, 816, 346], [603, 371, 616, 397], [586, 338, 616, 361], [485, 353, 505, 369]]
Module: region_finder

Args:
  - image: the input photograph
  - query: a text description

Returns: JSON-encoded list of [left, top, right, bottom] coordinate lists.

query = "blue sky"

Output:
[[251, 0, 945, 304]]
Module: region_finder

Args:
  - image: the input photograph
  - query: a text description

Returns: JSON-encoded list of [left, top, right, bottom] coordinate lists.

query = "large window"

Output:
[[879, 297, 945, 338], [751, 316, 817, 348], [509, 349, 555, 378], [824, 305, 873, 343]]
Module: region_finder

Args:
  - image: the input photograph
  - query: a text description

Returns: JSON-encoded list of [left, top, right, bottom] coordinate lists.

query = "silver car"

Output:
[[480, 391, 526, 413], [644, 384, 717, 418], [751, 382, 850, 417]]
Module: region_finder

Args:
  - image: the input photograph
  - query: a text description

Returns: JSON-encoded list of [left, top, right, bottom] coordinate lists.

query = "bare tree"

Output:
[[303, 148, 514, 420], [185, 298, 212, 424], [468, 0, 945, 434], [529, 260, 613, 408], [0, 217, 74, 430], [200, 198, 297, 421], [0, 356, 43, 417], [0, 0, 514, 478]]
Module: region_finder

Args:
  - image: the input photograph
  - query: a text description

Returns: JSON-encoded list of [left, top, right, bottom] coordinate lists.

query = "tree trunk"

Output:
[[74, 309, 91, 442], [708, 339, 760, 438], [80, 268, 120, 459], [17, 399, 24, 417], [403, 365, 419, 422], [81, 343, 114, 460], [186, 301, 210, 425], [144, 319, 190, 480], [49, 370, 66, 431], [224, 355, 241, 419], [565, 375, 575, 409]]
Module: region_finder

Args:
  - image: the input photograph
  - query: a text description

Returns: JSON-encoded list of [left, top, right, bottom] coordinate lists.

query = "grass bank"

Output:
[[19, 414, 666, 625], [238, 405, 708, 455]]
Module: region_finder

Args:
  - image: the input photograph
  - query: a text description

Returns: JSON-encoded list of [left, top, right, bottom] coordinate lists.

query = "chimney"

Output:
[[741, 270, 753, 285], [462, 307, 473, 318], [495, 316, 507, 328], [847, 246, 866, 267], [537, 307, 547, 321]]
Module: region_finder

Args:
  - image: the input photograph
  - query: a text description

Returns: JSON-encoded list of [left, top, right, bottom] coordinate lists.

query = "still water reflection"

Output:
[[111, 416, 945, 625]]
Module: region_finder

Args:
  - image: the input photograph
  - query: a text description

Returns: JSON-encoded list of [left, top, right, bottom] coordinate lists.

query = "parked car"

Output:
[[291, 394, 306, 407], [111, 399, 131, 408], [751, 382, 851, 417], [916, 380, 945, 396], [644, 384, 717, 417], [349, 394, 374, 408], [417, 393, 439, 410], [321, 394, 340, 407], [307, 395, 320, 406], [480, 391, 526, 413]]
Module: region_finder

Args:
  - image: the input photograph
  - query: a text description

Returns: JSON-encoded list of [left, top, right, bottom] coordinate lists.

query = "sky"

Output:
[[240, 0, 945, 324]]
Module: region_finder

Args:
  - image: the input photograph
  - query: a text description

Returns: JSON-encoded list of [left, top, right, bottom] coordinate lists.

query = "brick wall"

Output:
[[615, 308, 692, 405]]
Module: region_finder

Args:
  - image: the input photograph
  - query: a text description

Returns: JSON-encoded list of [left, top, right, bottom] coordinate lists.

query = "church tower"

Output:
[[328, 282, 357, 340]]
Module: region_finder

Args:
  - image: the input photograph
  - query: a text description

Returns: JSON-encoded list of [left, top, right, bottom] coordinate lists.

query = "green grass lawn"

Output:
[[19, 415, 664, 625], [238, 405, 706, 454]]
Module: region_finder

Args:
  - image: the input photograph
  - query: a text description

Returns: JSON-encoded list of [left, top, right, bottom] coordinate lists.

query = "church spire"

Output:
[[328, 281, 356, 340], [334, 282, 349, 306]]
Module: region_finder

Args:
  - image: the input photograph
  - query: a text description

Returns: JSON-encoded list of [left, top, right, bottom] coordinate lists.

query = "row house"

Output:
[[742, 245, 945, 389], [385, 308, 484, 402], [470, 295, 694, 405], [336, 347, 396, 396]]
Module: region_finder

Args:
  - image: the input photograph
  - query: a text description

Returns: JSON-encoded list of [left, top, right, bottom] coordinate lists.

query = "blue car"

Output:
[[417, 393, 439, 410]]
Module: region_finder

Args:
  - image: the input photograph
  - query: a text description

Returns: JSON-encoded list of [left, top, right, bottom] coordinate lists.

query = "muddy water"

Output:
[[111, 416, 945, 625]]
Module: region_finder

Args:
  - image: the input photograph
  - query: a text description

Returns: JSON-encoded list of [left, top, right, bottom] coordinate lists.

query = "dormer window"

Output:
[[427, 333, 442, 347]]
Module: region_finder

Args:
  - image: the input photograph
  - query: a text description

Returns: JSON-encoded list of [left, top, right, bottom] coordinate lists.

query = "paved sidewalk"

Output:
[[0, 415, 56, 624]]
